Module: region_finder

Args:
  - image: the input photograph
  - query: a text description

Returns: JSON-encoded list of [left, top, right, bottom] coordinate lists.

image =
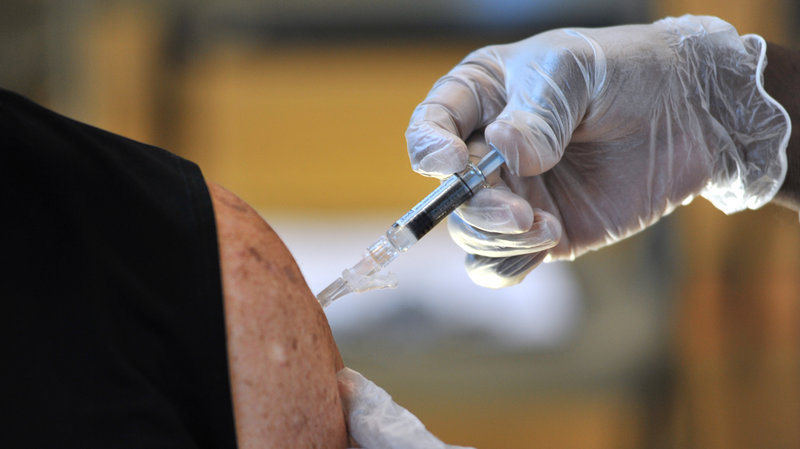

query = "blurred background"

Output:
[[3, 0, 800, 447]]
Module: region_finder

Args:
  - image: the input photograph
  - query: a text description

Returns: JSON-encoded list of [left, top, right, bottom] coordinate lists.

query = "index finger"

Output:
[[405, 48, 507, 177]]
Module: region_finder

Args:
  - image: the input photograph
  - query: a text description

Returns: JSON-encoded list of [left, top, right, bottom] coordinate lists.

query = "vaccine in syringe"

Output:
[[316, 148, 505, 307]]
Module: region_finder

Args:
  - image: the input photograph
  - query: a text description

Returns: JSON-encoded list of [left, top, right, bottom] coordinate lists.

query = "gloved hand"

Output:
[[405, 15, 790, 288], [337, 368, 475, 449]]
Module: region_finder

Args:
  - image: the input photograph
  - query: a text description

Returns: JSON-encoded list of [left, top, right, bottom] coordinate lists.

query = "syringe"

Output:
[[316, 148, 505, 308]]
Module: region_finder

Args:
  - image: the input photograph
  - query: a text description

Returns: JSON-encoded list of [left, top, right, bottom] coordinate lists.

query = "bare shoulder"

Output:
[[207, 181, 347, 449]]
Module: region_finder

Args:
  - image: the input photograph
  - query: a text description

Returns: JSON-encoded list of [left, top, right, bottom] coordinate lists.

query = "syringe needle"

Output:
[[316, 148, 505, 308], [317, 277, 350, 308]]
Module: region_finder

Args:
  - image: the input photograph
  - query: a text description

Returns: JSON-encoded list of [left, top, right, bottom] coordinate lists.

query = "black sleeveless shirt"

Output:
[[0, 88, 238, 448]]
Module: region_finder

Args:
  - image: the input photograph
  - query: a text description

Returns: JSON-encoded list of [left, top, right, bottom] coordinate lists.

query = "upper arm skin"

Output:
[[207, 181, 347, 449]]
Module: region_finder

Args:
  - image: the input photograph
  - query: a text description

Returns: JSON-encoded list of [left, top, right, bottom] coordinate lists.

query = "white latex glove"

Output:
[[405, 15, 791, 288], [337, 368, 475, 449]]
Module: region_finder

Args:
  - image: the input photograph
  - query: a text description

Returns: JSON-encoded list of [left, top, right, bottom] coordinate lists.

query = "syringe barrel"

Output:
[[392, 174, 473, 241], [392, 148, 504, 242]]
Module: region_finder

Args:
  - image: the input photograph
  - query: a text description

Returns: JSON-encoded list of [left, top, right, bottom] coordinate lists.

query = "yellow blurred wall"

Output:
[[175, 42, 456, 211], [73, 3, 478, 213]]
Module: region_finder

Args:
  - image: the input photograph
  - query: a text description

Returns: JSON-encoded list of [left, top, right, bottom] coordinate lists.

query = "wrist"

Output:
[[661, 16, 791, 213], [706, 33, 790, 213]]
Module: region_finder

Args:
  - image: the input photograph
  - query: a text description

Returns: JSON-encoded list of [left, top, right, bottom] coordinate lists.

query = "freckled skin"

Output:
[[207, 182, 347, 449], [247, 247, 263, 263]]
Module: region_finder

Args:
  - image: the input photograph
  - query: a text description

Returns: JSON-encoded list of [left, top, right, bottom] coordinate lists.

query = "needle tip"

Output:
[[316, 277, 351, 308]]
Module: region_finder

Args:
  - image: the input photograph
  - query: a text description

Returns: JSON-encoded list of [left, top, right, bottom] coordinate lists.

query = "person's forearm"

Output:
[[765, 42, 800, 211]]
